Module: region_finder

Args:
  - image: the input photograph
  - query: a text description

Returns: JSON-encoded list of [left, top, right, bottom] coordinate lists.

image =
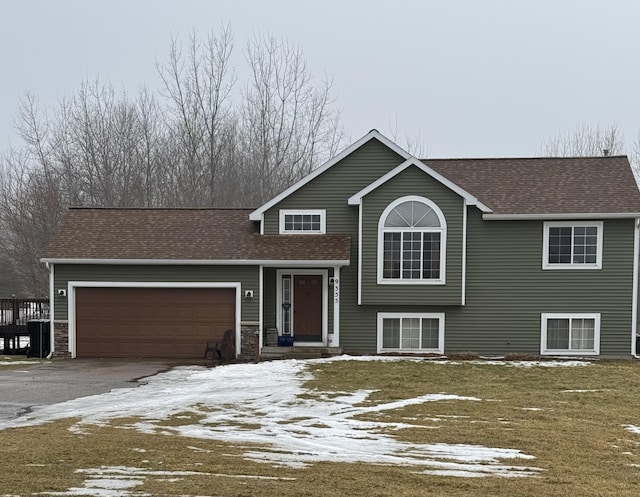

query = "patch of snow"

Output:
[[469, 360, 589, 368], [0, 360, 42, 366], [47, 465, 297, 497], [326, 355, 589, 368], [0, 358, 542, 479], [626, 425, 640, 435], [519, 408, 543, 411], [561, 389, 601, 393]]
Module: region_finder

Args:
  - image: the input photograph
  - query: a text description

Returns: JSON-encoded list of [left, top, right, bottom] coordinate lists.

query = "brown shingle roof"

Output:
[[43, 208, 351, 262], [424, 156, 640, 215]]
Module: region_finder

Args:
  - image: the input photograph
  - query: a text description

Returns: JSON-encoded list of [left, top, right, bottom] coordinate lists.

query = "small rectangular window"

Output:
[[279, 210, 326, 234], [543, 222, 603, 269], [378, 313, 445, 353], [541, 313, 600, 355]]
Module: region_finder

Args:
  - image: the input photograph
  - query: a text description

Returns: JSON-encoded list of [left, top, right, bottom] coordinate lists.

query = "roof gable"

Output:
[[348, 157, 492, 212], [249, 130, 411, 221]]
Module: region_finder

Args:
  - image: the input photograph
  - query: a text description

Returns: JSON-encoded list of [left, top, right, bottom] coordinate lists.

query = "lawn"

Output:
[[0, 357, 639, 496]]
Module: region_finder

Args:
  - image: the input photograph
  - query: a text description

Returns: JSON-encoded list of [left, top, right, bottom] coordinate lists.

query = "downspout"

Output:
[[47, 262, 54, 359], [632, 218, 639, 358], [461, 200, 467, 306]]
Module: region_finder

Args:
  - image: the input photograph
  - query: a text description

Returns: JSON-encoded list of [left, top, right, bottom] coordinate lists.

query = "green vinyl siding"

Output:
[[53, 264, 259, 321], [259, 137, 636, 357], [261, 137, 406, 351], [262, 138, 405, 235], [360, 165, 464, 305], [344, 214, 636, 357], [443, 213, 635, 357], [262, 267, 277, 329]]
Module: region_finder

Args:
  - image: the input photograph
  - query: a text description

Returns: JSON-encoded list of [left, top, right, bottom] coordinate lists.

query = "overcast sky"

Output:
[[1, 0, 639, 158]]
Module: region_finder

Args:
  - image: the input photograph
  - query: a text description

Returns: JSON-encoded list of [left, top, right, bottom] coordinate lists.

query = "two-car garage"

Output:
[[73, 286, 237, 359]]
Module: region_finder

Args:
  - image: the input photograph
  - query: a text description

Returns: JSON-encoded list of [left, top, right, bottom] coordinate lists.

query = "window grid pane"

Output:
[[422, 232, 441, 279], [382, 317, 441, 350], [383, 232, 401, 278], [381, 201, 443, 281], [421, 318, 439, 349], [382, 318, 400, 348], [548, 227, 572, 264], [548, 225, 599, 265], [546, 318, 569, 349], [402, 232, 422, 279], [546, 317, 595, 351], [401, 318, 421, 348], [284, 213, 321, 232], [570, 318, 595, 350]]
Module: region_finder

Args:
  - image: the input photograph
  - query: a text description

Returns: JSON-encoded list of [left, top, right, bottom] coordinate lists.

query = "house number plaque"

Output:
[[333, 278, 340, 304]]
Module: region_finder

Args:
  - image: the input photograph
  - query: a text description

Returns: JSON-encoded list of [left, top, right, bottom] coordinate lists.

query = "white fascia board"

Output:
[[483, 212, 640, 221], [249, 130, 411, 221], [348, 158, 492, 213], [41, 258, 350, 266]]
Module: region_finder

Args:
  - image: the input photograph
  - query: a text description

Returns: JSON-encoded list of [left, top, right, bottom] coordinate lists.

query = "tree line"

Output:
[[1, 28, 639, 297], [0, 28, 344, 296]]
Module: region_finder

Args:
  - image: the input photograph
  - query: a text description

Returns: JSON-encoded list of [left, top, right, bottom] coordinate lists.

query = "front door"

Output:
[[293, 274, 323, 342]]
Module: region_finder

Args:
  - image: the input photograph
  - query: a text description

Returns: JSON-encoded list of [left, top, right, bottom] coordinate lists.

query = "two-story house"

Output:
[[42, 130, 640, 359]]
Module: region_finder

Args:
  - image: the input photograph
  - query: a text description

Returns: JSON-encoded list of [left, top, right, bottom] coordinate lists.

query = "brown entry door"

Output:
[[293, 275, 323, 342]]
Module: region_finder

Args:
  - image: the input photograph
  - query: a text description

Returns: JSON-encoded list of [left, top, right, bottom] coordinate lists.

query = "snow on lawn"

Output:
[[0, 357, 545, 479]]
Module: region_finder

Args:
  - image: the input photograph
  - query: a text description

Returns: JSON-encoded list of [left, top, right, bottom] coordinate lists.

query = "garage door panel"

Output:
[[75, 287, 236, 358]]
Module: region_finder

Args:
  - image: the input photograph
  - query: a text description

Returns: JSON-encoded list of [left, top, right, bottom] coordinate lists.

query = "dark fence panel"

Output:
[[0, 297, 50, 353]]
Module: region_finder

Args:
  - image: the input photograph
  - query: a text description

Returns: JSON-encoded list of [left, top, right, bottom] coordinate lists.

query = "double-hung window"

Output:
[[378, 312, 445, 353], [378, 196, 446, 284], [279, 209, 326, 234], [541, 313, 600, 355], [542, 221, 603, 269]]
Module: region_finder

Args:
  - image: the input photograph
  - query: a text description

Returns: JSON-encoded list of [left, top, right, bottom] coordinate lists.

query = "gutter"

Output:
[[40, 258, 351, 266], [483, 212, 640, 221]]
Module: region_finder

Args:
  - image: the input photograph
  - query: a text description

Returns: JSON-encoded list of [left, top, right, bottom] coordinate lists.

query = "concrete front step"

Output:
[[260, 346, 343, 360]]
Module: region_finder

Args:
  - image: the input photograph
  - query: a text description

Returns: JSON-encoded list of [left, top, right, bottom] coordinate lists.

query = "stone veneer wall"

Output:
[[239, 322, 260, 361], [53, 321, 71, 358]]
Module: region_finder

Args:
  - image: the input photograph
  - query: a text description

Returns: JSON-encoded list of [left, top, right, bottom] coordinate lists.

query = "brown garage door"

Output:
[[75, 287, 235, 358]]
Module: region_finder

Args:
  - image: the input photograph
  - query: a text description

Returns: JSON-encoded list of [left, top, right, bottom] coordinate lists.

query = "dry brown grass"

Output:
[[0, 359, 638, 496]]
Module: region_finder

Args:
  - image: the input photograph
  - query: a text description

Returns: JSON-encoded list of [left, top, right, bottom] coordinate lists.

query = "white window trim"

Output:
[[377, 196, 447, 285], [542, 221, 603, 270], [279, 209, 326, 234], [540, 312, 601, 356], [66, 281, 242, 359], [377, 312, 445, 354]]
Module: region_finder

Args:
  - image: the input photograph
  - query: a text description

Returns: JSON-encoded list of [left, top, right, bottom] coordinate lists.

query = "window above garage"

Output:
[[279, 209, 326, 234]]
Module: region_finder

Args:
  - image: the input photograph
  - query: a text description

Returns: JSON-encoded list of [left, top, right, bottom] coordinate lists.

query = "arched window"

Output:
[[378, 196, 446, 283]]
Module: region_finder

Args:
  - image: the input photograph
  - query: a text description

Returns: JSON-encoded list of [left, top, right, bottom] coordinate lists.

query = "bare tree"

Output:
[[241, 34, 343, 202], [540, 123, 625, 157], [0, 27, 345, 294], [0, 151, 64, 295], [387, 118, 430, 158], [157, 27, 236, 206]]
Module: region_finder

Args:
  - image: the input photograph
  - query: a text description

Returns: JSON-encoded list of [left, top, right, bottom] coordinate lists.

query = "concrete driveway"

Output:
[[0, 358, 184, 421]]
